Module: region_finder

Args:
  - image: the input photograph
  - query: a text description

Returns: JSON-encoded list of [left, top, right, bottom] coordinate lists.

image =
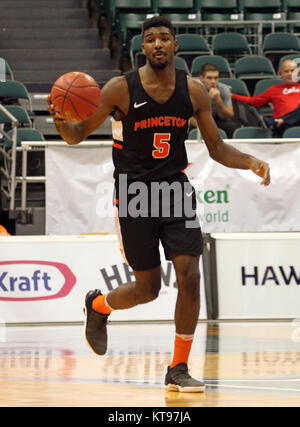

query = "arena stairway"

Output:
[[0, 1, 116, 234], [0, 0, 116, 140], [0, 0, 120, 93]]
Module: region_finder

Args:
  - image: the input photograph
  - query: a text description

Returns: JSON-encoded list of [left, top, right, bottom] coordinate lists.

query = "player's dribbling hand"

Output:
[[250, 159, 271, 186], [47, 95, 67, 124]]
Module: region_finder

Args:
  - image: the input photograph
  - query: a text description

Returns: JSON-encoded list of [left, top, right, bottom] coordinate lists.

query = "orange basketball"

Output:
[[50, 71, 101, 122]]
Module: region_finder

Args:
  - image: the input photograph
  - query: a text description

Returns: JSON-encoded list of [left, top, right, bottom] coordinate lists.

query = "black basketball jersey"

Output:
[[112, 68, 194, 182]]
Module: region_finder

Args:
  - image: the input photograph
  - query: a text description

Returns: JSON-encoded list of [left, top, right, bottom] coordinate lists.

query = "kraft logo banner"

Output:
[[0, 261, 76, 301]]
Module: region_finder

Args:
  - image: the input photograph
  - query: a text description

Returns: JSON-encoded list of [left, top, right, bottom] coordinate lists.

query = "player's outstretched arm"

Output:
[[48, 76, 128, 145], [189, 78, 270, 186]]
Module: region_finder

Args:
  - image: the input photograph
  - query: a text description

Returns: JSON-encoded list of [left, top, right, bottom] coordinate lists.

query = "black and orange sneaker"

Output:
[[83, 289, 109, 355], [165, 363, 205, 393]]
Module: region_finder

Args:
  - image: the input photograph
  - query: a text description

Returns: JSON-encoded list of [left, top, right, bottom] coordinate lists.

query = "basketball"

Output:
[[50, 71, 101, 122]]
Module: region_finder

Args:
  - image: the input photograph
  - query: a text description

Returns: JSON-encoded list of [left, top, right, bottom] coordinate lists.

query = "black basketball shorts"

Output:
[[114, 172, 203, 271]]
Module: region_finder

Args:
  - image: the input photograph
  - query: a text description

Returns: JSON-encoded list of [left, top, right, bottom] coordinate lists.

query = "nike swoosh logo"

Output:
[[134, 101, 148, 109], [186, 190, 194, 197]]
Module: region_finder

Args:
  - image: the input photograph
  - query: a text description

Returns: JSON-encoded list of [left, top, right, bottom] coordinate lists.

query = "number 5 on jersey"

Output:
[[152, 133, 171, 159]]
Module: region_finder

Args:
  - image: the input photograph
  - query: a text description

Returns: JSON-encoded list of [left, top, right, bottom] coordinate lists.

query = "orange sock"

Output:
[[92, 294, 113, 315], [170, 334, 194, 368]]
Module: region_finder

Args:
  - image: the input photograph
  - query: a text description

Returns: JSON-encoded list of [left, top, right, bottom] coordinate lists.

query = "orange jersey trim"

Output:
[[113, 142, 123, 150]]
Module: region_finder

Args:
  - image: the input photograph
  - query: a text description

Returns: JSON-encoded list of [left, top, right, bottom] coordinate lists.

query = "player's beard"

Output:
[[149, 58, 169, 69]]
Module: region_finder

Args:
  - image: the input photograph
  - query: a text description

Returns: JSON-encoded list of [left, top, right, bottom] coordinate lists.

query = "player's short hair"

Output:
[[200, 63, 219, 76], [142, 16, 175, 38]]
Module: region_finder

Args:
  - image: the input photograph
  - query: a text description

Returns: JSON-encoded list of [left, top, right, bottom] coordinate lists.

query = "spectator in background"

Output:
[[232, 59, 300, 137], [190, 63, 236, 138]]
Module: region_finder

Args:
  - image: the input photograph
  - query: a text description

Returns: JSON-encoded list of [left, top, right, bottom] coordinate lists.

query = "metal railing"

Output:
[[19, 140, 112, 219], [0, 103, 18, 212]]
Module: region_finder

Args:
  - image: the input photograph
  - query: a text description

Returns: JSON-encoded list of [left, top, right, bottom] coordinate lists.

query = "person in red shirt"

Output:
[[232, 60, 300, 136]]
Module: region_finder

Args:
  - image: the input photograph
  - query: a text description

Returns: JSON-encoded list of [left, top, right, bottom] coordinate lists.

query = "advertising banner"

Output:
[[46, 144, 114, 235], [185, 142, 300, 233], [0, 235, 207, 323], [46, 141, 300, 235], [213, 233, 300, 319]]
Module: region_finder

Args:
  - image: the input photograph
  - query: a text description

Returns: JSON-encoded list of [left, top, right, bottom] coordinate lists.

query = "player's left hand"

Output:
[[250, 159, 271, 186]]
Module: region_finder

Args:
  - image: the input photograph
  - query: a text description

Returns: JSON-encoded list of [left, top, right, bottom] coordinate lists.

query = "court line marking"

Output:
[[205, 383, 300, 393], [126, 379, 300, 393], [4, 374, 300, 393], [206, 378, 300, 382], [99, 378, 300, 393]]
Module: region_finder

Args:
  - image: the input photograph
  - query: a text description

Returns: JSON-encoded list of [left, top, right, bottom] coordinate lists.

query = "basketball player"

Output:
[[48, 17, 270, 392]]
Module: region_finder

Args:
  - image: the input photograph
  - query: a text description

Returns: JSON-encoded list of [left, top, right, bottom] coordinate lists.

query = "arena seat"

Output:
[[287, 11, 300, 33], [196, 0, 240, 20], [174, 56, 190, 75], [241, 0, 285, 33], [188, 127, 228, 139], [176, 33, 211, 68], [263, 32, 300, 71], [212, 32, 251, 67], [0, 80, 33, 115], [217, 128, 228, 139], [235, 55, 276, 79], [188, 128, 199, 139], [111, 0, 153, 23], [130, 34, 144, 68], [254, 77, 283, 94], [191, 55, 232, 77], [233, 126, 271, 139], [119, 13, 149, 54], [0, 57, 14, 80], [284, 0, 300, 13], [0, 105, 32, 129], [155, 0, 195, 14], [219, 77, 250, 96], [282, 127, 300, 138], [241, 0, 282, 15], [263, 32, 300, 56], [3, 128, 44, 149], [161, 13, 198, 34], [234, 55, 276, 94]]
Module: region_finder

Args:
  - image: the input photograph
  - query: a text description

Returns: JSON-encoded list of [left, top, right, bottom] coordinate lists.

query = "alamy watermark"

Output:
[[95, 173, 205, 228]]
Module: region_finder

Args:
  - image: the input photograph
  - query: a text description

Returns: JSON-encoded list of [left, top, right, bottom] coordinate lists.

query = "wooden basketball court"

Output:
[[1, 321, 300, 407]]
